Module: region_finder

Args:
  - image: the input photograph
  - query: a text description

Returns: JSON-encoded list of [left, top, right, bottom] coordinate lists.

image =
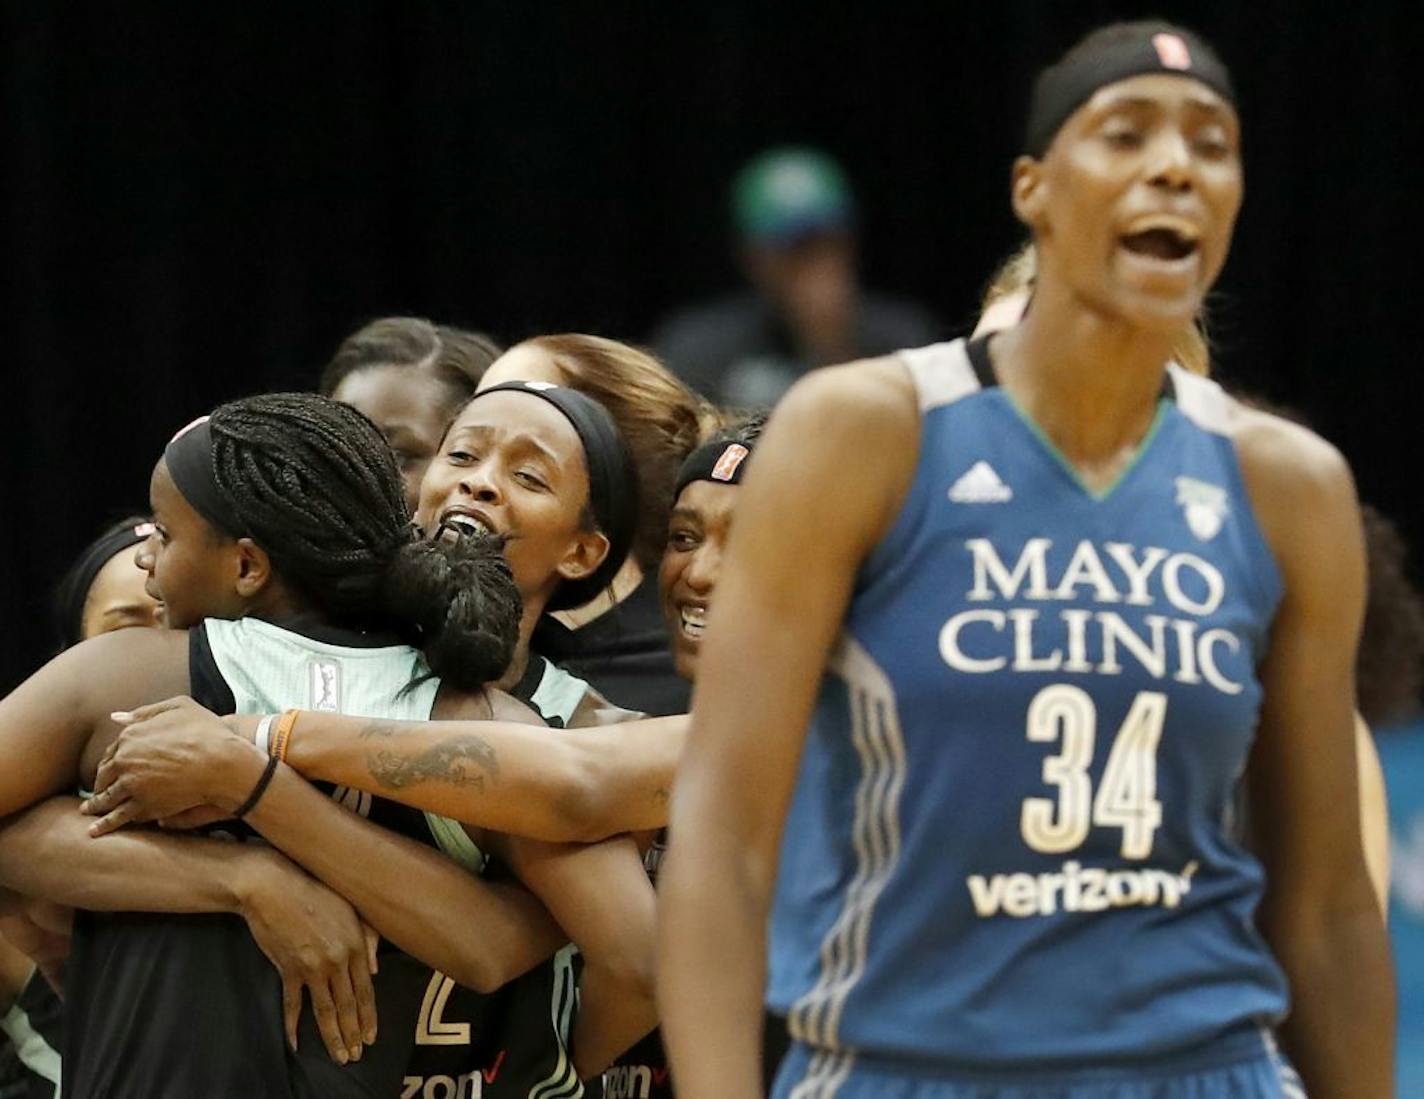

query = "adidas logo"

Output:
[[948, 461, 1013, 503]]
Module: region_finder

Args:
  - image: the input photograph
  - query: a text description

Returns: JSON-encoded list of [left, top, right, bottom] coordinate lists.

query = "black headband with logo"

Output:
[[1024, 25, 1235, 158], [163, 416, 245, 537], [674, 437, 756, 499], [53, 516, 157, 649]]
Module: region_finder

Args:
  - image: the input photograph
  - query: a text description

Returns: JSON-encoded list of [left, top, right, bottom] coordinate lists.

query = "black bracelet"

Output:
[[234, 755, 279, 820]]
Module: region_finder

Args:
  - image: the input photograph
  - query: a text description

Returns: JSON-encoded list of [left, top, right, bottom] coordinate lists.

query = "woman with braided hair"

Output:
[[0, 392, 606, 1097], [77, 383, 675, 1096]]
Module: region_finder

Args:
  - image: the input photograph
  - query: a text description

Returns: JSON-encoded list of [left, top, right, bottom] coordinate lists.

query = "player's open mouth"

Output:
[[1119, 217, 1200, 269], [438, 507, 500, 537], [678, 605, 706, 641]]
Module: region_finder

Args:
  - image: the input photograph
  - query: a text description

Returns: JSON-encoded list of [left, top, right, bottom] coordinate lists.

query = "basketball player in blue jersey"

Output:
[[975, 245, 1397, 916], [661, 20, 1393, 1099]]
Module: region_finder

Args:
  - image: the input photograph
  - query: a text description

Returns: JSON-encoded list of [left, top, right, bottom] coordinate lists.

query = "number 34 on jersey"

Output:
[[967, 685, 1198, 921]]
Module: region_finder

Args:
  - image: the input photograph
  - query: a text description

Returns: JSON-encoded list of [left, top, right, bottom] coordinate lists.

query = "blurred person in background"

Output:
[[320, 316, 502, 511], [653, 147, 938, 408]]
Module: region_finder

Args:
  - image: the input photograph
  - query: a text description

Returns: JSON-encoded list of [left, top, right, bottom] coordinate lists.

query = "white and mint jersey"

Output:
[[65, 617, 448, 1098], [767, 339, 1289, 1073], [205, 616, 441, 725]]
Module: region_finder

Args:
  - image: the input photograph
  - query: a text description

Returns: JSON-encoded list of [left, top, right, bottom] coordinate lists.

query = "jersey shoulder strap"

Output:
[[1165, 362, 1237, 436], [519, 655, 593, 729], [894, 338, 985, 413]]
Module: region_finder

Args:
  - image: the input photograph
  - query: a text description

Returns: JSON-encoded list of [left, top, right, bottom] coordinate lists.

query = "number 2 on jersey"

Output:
[[1020, 685, 1166, 859], [416, 972, 469, 1044]]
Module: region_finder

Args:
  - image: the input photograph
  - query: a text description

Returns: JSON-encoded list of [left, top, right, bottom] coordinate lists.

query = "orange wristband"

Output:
[[271, 709, 300, 762]]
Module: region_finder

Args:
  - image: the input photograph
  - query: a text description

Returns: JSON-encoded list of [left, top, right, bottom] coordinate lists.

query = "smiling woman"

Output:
[[658, 19, 1394, 1099], [417, 381, 639, 690], [479, 334, 714, 718]]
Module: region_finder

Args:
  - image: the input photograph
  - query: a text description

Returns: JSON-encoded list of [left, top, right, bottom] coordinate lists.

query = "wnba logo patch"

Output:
[[712, 443, 750, 482], [1152, 32, 1192, 71], [308, 659, 342, 712]]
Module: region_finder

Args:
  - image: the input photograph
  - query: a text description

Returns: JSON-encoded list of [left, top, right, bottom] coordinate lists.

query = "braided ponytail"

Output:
[[205, 393, 519, 690]]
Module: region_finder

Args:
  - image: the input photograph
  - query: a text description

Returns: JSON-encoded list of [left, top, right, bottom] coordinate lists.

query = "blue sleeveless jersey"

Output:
[[767, 339, 1290, 1072]]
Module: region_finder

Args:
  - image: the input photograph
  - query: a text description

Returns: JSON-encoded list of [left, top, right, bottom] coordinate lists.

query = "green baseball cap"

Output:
[[732, 147, 855, 244]]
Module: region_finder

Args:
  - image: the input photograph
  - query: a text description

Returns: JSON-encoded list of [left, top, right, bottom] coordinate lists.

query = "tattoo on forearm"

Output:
[[366, 735, 500, 791], [359, 720, 401, 740]]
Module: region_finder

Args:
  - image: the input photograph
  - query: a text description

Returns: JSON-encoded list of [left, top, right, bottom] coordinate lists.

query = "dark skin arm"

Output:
[[0, 628, 191, 819], [0, 795, 379, 1063], [80, 691, 573, 994], [0, 628, 387, 1063], [659, 362, 919, 1098], [0, 934, 35, 1014], [0, 891, 70, 995], [1239, 410, 1395, 1097], [489, 830, 658, 1079], [89, 701, 685, 843], [204, 745, 566, 995]]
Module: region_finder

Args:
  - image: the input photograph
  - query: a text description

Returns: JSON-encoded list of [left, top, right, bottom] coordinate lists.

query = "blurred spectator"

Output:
[[652, 147, 938, 407]]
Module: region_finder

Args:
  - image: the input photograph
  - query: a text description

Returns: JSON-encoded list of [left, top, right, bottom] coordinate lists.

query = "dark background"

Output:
[[3, 2, 1420, 691]]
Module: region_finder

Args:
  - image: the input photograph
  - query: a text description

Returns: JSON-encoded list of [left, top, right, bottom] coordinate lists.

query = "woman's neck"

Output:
[[497, 592, 548, 692], [992, 282, 1177, 490], [243, 581, 315, 626]]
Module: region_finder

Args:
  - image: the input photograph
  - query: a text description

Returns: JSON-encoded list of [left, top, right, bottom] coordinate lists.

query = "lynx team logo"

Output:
[[1174, 476, 1228, 542]]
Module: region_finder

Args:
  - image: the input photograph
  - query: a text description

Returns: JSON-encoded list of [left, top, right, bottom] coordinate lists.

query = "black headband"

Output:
[[1024, 25, 1235, 158], [470, 382, 637, 611], [53, 516, 156, 650], [163, 416, 245, 537], [674, 438, 755, 499]]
